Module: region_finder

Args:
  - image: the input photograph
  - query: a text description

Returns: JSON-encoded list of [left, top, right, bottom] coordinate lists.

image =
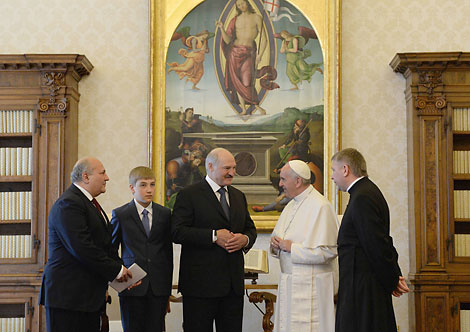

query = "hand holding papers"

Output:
[[110, 263, 147, 293]]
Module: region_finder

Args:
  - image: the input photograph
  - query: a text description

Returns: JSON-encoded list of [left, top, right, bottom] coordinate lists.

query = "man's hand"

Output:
[[271, 236, 282, 250], [116, 266, 133, 283], [127, 280, 142, 291], [278, 239, 292, 252], [215, 229, 233, 248], [225, 233, 248, 253], [392, 276, 410, 297], [252, 205, 264, 212], [271, 236, 292, 252]]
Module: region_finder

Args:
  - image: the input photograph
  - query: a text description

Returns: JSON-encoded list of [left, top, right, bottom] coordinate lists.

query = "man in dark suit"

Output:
[[172, 147, 257, 332], [39, 157, 132, 332], [111, 166, 173, 332], [331, 148, 410, 332]]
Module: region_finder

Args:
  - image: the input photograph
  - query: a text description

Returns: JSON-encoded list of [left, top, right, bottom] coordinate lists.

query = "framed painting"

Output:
[[150, 0, 341, 231]]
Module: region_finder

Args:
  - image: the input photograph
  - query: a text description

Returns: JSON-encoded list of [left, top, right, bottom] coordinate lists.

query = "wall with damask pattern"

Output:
[[1, 0, 470, 331], [0, 0, 150, 213]]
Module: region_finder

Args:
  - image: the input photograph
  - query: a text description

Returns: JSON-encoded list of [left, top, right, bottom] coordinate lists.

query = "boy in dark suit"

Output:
[[111, 166, 173, 332]]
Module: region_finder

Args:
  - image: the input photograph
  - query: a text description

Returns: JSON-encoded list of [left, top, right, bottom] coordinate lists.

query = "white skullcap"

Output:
[[288, 160, 311, 180]]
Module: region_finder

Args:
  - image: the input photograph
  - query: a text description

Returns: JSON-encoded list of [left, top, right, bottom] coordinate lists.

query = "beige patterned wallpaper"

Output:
[[1, 0, 470, 330], [0, 0, 150, 213]]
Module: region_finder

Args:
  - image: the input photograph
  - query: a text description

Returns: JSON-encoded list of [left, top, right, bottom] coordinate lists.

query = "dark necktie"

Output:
[[92, 198, 101, 212], [92, 198, 107, 224], [142, 209, 150, 237], [218, 187, 230, 219]]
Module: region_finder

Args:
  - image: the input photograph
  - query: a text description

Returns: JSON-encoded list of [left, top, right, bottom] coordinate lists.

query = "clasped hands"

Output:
[[392, 276, 410, 297], [116, 266, 142, 290], [271, 236, 292, 253], [216, 229, 248, 253]]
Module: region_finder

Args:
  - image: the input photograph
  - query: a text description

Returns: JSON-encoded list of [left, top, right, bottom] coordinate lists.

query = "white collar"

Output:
[[205, 175, 226, 193], [293, 185, 313, 202], [74, 183, 93, 201], [134, 199, 152, 216]]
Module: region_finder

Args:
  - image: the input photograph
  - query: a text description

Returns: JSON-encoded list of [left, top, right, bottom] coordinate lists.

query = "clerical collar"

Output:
[[347, 176, 365, 192], [293, 185, 313, 202]]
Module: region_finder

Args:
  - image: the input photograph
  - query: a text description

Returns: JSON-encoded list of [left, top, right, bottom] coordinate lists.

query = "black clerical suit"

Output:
[[335, 177, 402, 332], [172, 179, 257, 332], [111, 200, 173, 332], [39, 184, 122, 332]]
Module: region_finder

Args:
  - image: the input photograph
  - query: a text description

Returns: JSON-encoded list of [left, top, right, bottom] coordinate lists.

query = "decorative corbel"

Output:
[[416, 70, 446, 116], [37, 71, 68, 114]]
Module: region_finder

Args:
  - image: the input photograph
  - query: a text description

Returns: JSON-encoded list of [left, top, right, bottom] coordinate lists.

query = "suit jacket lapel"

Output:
[[128, 200, 148, 237], [202, 180, 230, 224], [149, 202, 160, 238], [227, 186, 236, 222], [71, 185, 109, 229]]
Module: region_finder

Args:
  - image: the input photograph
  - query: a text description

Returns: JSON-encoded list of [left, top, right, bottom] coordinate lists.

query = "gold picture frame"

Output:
[[150, 0, 341, 232]]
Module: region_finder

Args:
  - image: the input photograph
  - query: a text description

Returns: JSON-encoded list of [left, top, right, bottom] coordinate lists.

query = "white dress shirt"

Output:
[[134, 199, 153, 230]]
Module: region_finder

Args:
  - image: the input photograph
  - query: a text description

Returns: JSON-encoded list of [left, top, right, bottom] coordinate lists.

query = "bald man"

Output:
[[270, 160, 339, 332], [39, 157, 132, 332]]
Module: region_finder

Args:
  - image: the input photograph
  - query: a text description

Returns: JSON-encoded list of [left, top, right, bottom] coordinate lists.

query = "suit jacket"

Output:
[[171, 180, 257, 298], [335, 177, 401, 332], [110, 200, 173, 297], [39, 185, 122, 312]]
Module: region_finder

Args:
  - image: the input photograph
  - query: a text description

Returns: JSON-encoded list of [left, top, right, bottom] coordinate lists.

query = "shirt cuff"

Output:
[[212, 230, 217, 243], [115, 266, 124, 280]]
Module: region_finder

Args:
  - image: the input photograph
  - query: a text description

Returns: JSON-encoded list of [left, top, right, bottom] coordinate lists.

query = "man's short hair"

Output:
[[70, 158, 92, 184], [129, 166, 155, 186], [332, 148, 368, 177], [205, 148, 228, 170]]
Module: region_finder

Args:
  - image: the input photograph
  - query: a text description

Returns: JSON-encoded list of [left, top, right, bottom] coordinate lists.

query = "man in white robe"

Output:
[[270, 160, 339, 332]]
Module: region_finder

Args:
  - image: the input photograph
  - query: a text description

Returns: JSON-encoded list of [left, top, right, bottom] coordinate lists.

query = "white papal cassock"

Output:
[[271, 185, 339, 332]]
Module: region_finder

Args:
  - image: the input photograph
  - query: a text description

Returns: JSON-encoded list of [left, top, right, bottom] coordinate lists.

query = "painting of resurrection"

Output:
[[165, 0, 324, 213]]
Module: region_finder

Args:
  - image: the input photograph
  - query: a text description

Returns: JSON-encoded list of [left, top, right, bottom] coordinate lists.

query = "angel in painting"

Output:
[[168, 27, 214, 90], [278, 27, 323, 90]]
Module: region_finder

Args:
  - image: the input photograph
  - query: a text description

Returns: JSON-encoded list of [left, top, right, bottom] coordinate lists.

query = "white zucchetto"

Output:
[[288, 160, 311, 180]]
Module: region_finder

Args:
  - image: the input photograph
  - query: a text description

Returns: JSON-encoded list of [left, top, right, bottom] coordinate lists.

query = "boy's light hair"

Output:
[[129, 166, 155, 186]]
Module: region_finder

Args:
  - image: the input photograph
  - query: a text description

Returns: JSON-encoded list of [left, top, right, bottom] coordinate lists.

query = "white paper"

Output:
[[109, 263, 147, 293]]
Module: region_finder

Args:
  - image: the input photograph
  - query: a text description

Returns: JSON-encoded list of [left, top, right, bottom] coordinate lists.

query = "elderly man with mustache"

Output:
[[172, 147, 257, 332]]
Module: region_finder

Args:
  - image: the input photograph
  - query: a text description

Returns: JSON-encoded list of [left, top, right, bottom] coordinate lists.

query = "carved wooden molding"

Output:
[[415, 70, 446, 116], [390, 52, 470, 74], [418, 70, 442, 96], [0, 54, 93, 78], [38, 97, 68, 114], [248, 291, 276, 332], [38, 71, 68, 114], [416, 96, 446, 116]]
